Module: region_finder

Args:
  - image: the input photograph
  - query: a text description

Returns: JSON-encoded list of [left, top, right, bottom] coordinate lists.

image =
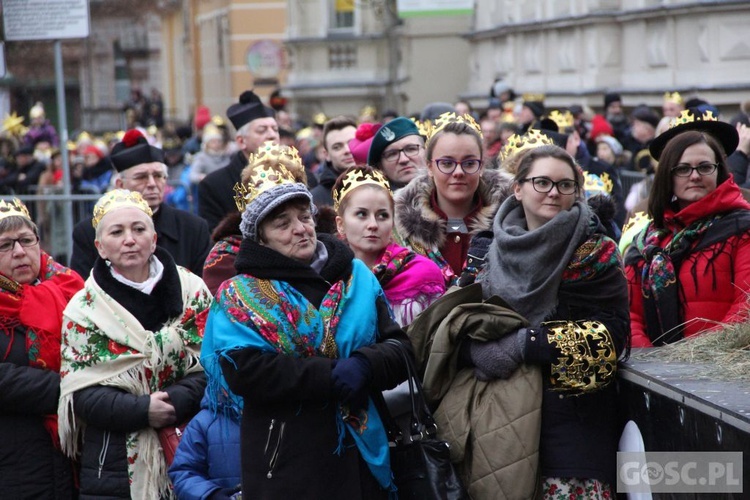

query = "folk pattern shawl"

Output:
[[58, 268, 212, 500], [202, 259, 395, 491], [371, 242, 446, 327]]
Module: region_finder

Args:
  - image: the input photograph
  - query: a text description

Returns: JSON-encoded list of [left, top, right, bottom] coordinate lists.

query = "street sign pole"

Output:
[[54, 40, 73, 262]]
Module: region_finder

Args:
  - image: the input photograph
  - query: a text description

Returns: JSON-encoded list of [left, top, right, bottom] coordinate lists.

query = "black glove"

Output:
[[458, 231, 493, 287], [331, 354, 372, 411], [468, 328, 526, 381]]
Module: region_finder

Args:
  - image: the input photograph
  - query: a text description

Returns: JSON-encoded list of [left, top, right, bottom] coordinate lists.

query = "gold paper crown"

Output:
[[1, 112, 26, 137], [663, 91, 683, 105], [211, 115, 226, 127], [522, 93, 545, 103], [547, 110, 574, 131], [668, 108, 717, 129], [411, 118, 433, 138], [427, 112, 482, 144], [359, 106, 377, 120], [499, 129, 555, 163], [333, 168, 391, 212], [92, 189, 153, 229], [313, 112, 328, 126], [0, 198, 31, 222], [233, 142, 303, 212], [583, 172, 614, 196]]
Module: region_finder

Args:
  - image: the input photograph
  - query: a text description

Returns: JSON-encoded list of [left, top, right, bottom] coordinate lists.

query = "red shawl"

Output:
[[0, 251, 84, 443]]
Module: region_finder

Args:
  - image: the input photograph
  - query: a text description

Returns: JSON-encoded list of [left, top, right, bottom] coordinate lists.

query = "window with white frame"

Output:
[[330, 0, 354, 31]]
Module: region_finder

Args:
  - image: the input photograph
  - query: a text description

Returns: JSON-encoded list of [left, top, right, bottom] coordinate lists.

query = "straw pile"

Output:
[[632, 321, 750, 381]]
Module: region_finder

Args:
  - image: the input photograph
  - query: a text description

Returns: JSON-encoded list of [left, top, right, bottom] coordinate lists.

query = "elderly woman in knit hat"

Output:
[[201, 145, 412, 499], [58, 189, 212, 499], [0, 198, 83, 498]]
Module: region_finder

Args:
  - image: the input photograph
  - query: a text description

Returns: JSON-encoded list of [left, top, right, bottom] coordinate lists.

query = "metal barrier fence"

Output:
[[619, 169, 647, 198], [3, 189, 103, 267]]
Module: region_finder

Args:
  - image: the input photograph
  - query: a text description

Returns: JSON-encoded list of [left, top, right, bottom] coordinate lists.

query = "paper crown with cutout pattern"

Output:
[[649, 108, 738, 161], [233, 143, 313, 241], [92, 189, 153, 229], [426, 112, 483, 146], [0, 198, 31, 222], [498, 129, 555, 163], [332, 167, 391, 212]]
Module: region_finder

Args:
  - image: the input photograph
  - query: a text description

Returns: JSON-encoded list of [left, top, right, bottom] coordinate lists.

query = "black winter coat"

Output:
[[0, 325, 75, 499], [198, 151, 246, 233], [220, 235, 412, 499], [70, 202, 211, 280], [73, 252, 206, 499]]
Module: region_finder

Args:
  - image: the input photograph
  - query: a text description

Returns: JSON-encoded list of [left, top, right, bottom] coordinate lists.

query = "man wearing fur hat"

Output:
[[367, 116, 426, 190], [198, 90, 279, 232], [71, 130, 211, 279]]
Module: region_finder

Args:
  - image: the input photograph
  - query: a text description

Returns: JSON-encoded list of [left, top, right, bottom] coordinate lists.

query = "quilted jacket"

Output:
[[407, 284, 542, 500]]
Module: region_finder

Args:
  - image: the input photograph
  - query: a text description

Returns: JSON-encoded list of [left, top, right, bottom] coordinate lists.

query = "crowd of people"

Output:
[[2, 82, 750, 499]]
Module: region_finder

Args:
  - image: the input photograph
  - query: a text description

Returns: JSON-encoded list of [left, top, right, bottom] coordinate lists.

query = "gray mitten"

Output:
[[469, 328, 526, 381]]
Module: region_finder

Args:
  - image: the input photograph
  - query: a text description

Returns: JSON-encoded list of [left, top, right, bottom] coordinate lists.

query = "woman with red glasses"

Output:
[[394, 112, 512, 286], [625, 109, 750, 347]]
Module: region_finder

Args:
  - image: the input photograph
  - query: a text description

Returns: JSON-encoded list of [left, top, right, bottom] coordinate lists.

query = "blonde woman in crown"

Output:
[[332, 165, 445, 327], [394, 112, 513, 287], [200, 151, 412, 498], [0, 198, 83, 498], [58, 189, 212, 499]]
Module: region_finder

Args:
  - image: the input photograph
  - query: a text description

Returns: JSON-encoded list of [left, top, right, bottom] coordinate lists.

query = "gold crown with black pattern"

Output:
[[92, 189, 153, 229], [663, 91, 683, 105], [333, 168, 391, 212], [233, 143, 302, 212], [0, 198, 31, 221], [499, 129, 555, 163], [426, 112, 482, 144]]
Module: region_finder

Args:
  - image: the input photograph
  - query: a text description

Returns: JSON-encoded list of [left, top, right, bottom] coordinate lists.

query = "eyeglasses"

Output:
[[125, 170, 168, 183], [0, 234, 39, 253], [432, 158, 482, 175], [381, 144, 422, 162], [519, 177, 579, 195], [670, 163, 719, 177]]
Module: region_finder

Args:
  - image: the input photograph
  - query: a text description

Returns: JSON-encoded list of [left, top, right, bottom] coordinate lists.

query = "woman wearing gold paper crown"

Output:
[[625, 109, 750, 347], [58, 189, 212, 499], [332, 165, 445, 327], [0, 198, 84, 498], [464, 143, 629, 498], [200, 144, 412, 498], [393, 111, 513, 286]]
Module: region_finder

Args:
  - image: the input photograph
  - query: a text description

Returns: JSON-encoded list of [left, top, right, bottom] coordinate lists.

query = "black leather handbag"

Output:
[[384, 339, 469, 500]]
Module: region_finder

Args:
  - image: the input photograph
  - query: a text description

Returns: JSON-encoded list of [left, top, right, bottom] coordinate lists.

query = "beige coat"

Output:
[[408, 284, 542, 500]]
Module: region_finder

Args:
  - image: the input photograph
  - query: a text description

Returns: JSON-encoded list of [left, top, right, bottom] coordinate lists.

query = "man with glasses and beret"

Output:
[[198, 90, 279, 232], [367, 117, 426, 190], [70, 130, 211, 279]]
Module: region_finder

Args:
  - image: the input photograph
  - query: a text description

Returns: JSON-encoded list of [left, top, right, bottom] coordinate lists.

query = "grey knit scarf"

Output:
[[482, 196, 591, 325]]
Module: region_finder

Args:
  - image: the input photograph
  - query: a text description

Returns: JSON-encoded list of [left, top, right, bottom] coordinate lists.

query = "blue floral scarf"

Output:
[[201, 259, 394, 491]]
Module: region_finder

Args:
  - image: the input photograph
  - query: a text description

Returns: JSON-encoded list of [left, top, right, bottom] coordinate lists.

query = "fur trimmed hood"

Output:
[[394, 168, 513, 251]]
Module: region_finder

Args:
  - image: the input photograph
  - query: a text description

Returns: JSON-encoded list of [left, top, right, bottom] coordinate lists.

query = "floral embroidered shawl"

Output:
[[58, 267, 212, 500]]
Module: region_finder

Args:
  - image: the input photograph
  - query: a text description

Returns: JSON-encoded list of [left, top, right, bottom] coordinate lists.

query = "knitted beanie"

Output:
[[239, 182, 313, 241], [595, 134, 624, 157]]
